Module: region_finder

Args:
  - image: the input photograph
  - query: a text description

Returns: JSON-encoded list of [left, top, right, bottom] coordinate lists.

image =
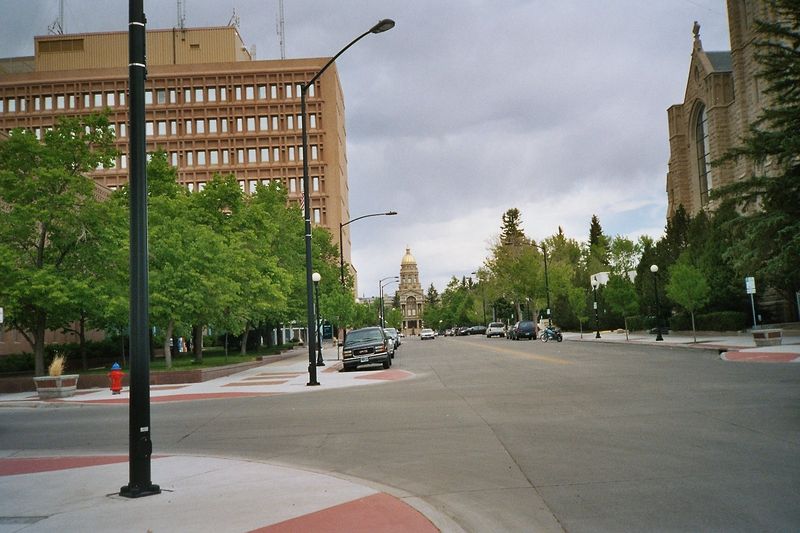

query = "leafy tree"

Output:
[[666, 258, 711, 342], [608, 236, 641, 278], [715, 0, 800, 313], [604, 274, 640, 335], [0, 116, 116, 375]]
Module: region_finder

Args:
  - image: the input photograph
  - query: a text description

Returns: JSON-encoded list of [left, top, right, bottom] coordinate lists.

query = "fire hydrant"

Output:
[[108, 363, 123, 395]]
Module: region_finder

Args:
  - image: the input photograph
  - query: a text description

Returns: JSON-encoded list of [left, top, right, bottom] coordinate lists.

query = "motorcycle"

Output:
[[539, 325, 563, 342]]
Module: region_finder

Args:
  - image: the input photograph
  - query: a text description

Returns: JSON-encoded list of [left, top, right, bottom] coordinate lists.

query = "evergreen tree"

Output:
[[716, 0, 800, 310], [500, 208, 527, 246]]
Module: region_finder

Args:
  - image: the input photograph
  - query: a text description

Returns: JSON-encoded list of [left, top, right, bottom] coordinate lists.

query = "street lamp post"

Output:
[[379, 276, 399, 328], [312, 272, 324, 366], [591, 277, 601, 339], [539, 244, 552, 326], [121, 0, 160, 499], [650, 264, 664, 341], [339, 211, 397, 286], [300, 18, 395, 387], [472, 271, 487, 325]]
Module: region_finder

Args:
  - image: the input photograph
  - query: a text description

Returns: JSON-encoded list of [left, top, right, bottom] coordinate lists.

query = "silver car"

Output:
[[486, 322, 506, 338]]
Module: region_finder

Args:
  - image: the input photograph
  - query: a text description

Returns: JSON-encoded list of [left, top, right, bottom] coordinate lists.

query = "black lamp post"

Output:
[[537, 244, 552, 326], [650, 264, 664, 341], [339, 211, 397, 286], [471, 271, 487, 325], [301, 18, 395, 387], [379, 276, 399, 328], [120, 0, 160, 499], [591, 277, 601, 339], [312, 272, 324, 365]]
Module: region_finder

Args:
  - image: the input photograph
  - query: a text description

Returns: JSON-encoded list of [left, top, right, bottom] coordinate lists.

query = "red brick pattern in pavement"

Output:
[[0, 455, 129, 476], [722, 352, 800, 363], [250, 492, 439, 533]]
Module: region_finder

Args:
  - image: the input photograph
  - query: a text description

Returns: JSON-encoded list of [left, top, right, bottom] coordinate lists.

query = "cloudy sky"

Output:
[[0, 1, 732, 297]]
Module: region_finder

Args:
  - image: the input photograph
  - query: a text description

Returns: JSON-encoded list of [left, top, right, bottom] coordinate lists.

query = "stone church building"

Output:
[[666, 0, 773, 219], [396, 247, 425, 335]]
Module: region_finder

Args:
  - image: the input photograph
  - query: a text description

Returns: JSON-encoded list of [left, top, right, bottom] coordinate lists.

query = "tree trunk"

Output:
[[193, 325, 203, 362], [79, 314, 87, 371], [240, 322, 250, 355], [163, 319, 174, 368], [34, 311, 47, 377], [691, 311, 697, 343]]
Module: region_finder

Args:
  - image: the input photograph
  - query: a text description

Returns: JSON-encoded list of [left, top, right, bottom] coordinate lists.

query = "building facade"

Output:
[[0, 26, 357, 355], [0, 25, 353, 268], [396, 247, 425, 335], [666, 0, 772, 219]]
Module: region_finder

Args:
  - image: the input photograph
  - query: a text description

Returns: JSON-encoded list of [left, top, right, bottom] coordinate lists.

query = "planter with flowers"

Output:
[[33, 354, 79, 399]]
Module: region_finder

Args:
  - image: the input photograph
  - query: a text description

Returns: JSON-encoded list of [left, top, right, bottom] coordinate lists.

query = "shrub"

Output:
[[0, 353, 34, 374], [697, 311, 747, 331], [669, 311, 747, 331]]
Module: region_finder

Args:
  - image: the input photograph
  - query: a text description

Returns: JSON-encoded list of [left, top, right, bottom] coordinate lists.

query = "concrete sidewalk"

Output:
[[563, 329, 800, 362], [0, 454, 453, 533], [0, 351, 464, 532], [0, 348, 413, 407]]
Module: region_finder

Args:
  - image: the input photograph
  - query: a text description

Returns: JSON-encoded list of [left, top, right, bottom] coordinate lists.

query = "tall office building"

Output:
[[0, 25, 354, 276]]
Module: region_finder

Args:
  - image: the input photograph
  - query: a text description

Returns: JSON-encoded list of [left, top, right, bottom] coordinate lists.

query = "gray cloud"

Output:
[[0, 0, 731, 295]]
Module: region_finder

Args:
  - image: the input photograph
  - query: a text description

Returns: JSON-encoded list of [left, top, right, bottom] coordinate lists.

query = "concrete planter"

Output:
[[752, 329, 782, 347], [33, 374, 79, 399]]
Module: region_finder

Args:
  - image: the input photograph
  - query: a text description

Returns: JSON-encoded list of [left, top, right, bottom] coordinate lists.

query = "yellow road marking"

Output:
[[452, 338, 573, 365]]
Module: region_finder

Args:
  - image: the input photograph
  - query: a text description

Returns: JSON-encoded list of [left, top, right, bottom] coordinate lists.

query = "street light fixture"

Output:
[[300, 18, 395, 387], [471, 271, 487, 325], [650, 265, 664, 341], [591, 277, 601, 339], [312, 272, 324, 366], [379, 276, 399, 328], [533, 243, 552, 326], [339, 211, 398, 286]]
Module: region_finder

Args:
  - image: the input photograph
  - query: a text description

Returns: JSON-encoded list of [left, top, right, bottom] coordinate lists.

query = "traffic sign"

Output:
[[745, 276, 756, 294]]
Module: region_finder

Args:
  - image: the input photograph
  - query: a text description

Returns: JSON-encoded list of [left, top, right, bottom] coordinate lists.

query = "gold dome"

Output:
[[401, 247, 416, 266]]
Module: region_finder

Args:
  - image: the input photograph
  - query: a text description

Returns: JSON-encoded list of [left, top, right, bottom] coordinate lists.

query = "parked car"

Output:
[[486, 322, 506, 338], [384, 327, 401, 349], [468, 325, 487, 335], [341, 327, 392, 371], [455, 326, 471, 336], [420, 328, 436, 340], [510, 320, 537, 340]]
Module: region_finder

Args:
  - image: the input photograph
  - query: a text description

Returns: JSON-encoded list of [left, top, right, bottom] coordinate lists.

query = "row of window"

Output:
[[21, 112, 318, 142], [106, 145, 320, 171], [0, 83, 317, 114]]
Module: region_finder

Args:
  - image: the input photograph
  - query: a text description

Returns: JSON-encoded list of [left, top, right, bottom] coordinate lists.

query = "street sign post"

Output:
[[745, 277, 757, 328]]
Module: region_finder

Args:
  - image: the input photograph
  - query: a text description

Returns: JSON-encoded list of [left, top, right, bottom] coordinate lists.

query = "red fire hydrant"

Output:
[[108, 363, 123, 395]]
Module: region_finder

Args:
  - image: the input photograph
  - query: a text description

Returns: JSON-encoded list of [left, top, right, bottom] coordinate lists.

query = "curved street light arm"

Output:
[[302, 19, 395, 387]]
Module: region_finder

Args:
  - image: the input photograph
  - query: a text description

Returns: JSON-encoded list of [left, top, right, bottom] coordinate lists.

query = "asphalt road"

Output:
[[2, 335, 799, 532]]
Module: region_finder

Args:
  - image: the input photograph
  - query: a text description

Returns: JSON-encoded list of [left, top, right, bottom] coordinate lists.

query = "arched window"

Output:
[[695, 104, 712, 205]]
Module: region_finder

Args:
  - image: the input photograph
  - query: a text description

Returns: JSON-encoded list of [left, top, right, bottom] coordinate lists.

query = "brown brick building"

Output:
[[0, 26, 356, 354], [666, 0, 773, 218], [0, 25, 352, 263]]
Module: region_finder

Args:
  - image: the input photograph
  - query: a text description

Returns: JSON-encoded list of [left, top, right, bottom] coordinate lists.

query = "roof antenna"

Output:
[[277, 0, 286, 59], [228, 8, 240, 29], [177, 0, 186, 30], [48, 0, 65, 34]]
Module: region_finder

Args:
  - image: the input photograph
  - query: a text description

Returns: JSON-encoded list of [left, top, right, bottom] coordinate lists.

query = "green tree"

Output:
[[604, 274, 640, 336], [666, 259, 711, 342], [715, 0, 800, 313], [0, 116, 116, 375], [499, 208, 527, 246]]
